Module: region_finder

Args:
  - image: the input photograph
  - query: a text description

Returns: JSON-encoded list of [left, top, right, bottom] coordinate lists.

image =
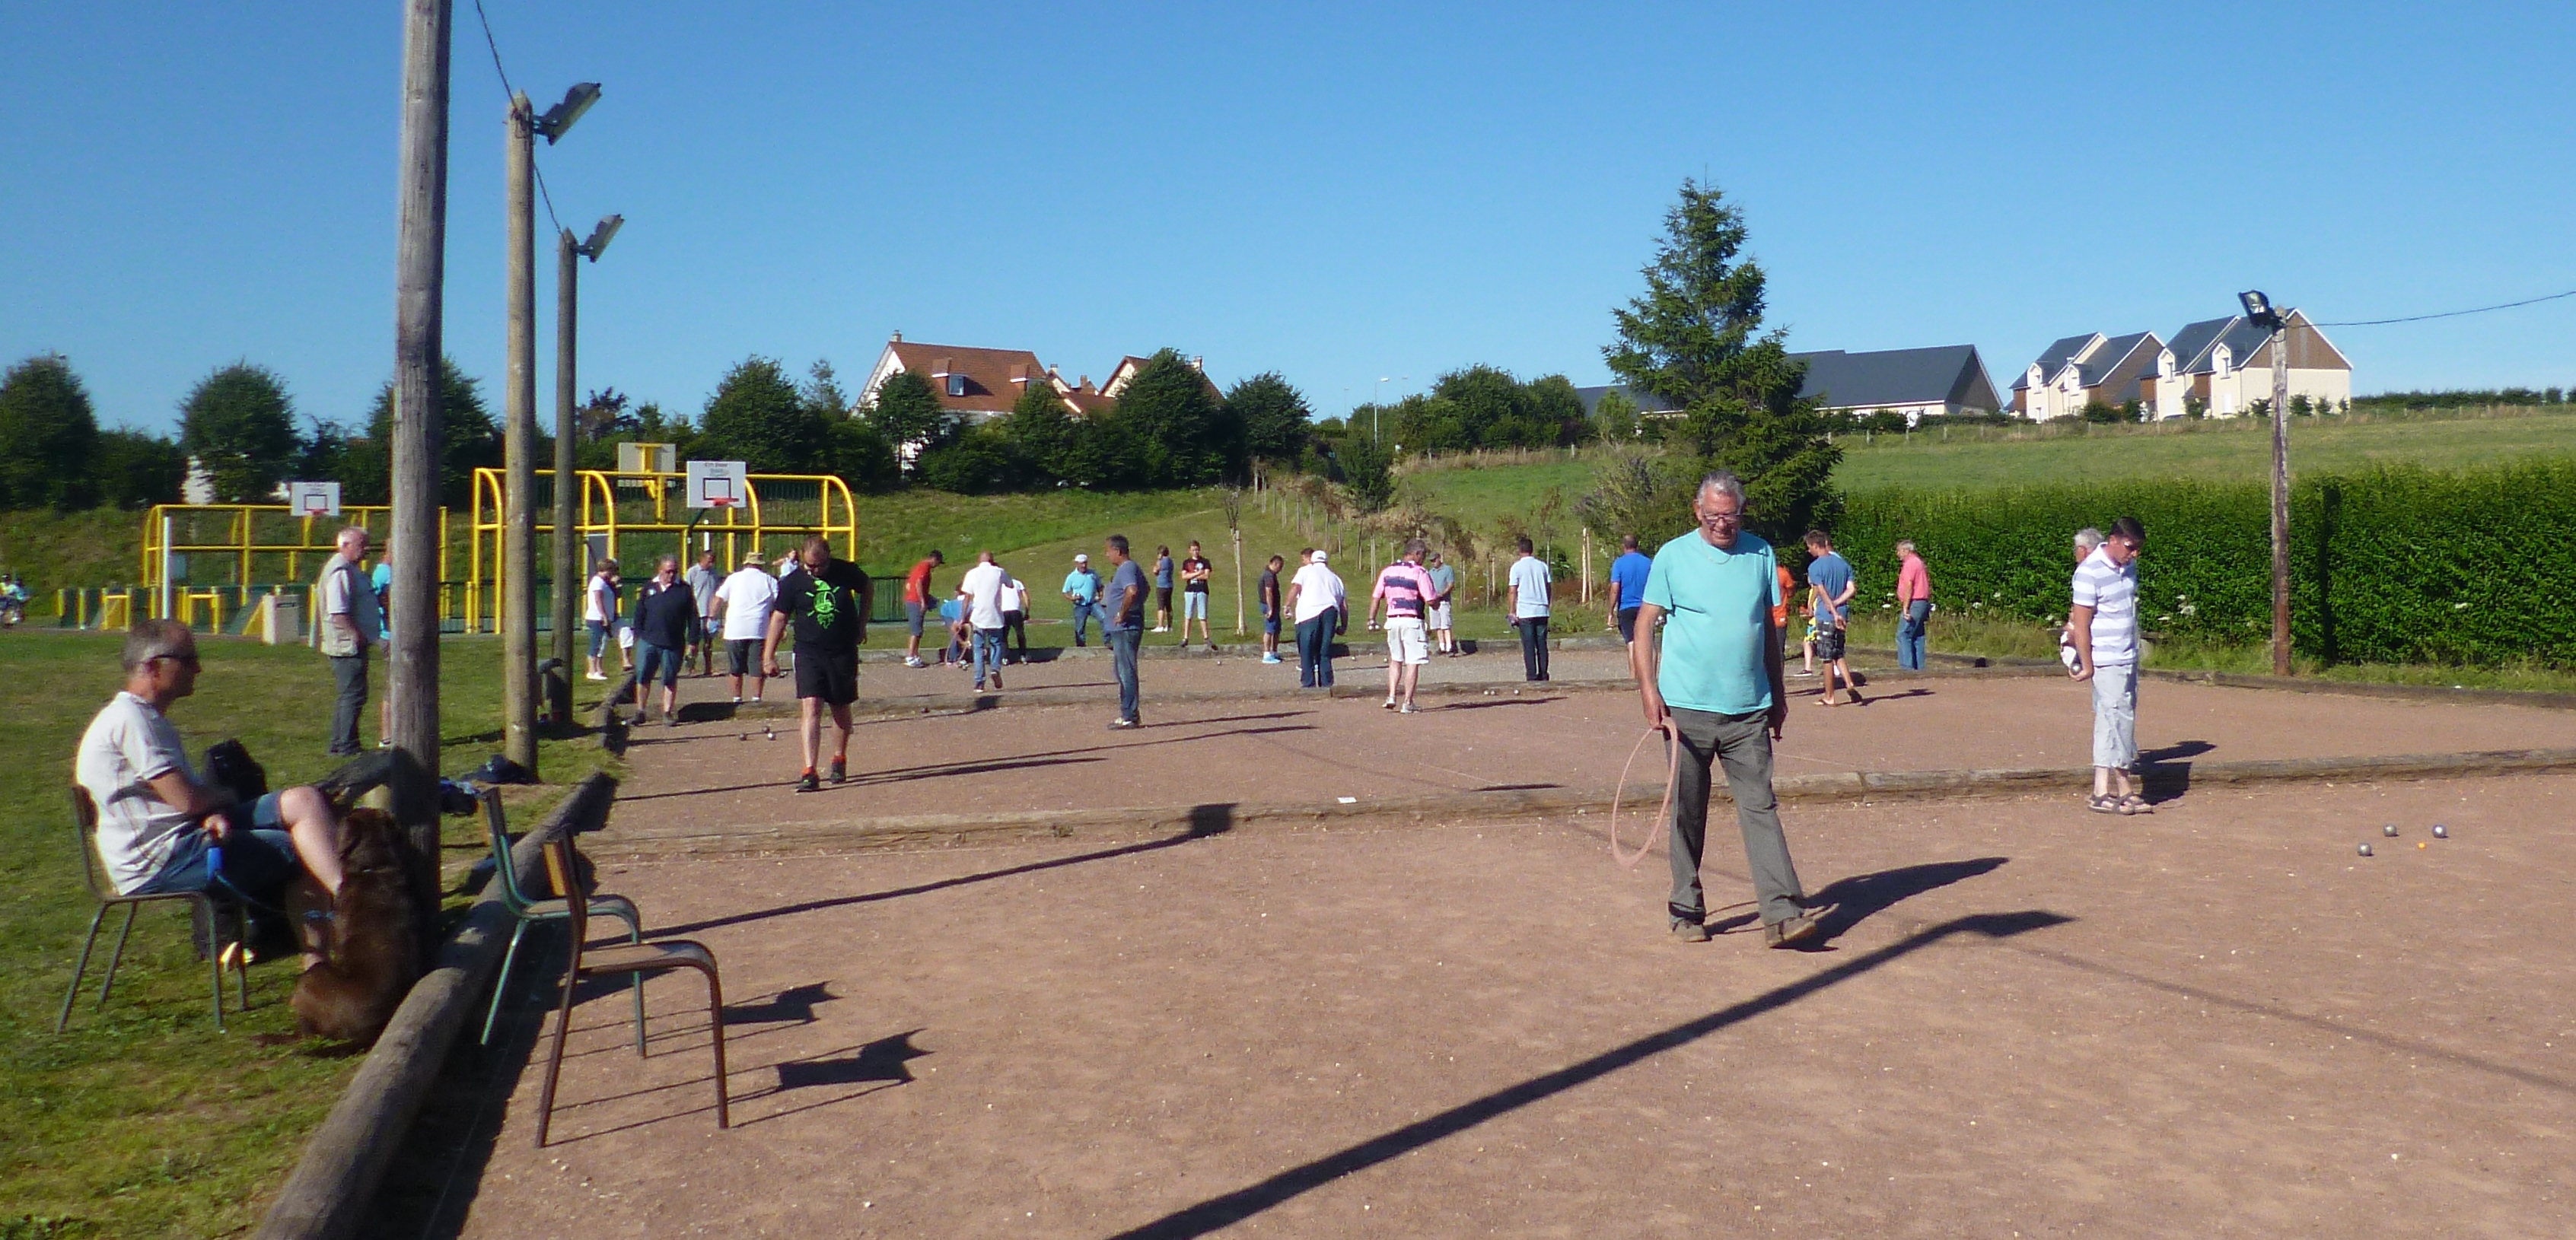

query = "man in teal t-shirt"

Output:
[[1632, 471, 1821, 949]]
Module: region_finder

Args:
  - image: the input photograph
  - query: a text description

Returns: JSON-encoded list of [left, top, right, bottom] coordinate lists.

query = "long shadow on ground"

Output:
[[1708, 856, 2010, 946], [1107, 909, 2074, 1239], [648, 804, 1242, 937]]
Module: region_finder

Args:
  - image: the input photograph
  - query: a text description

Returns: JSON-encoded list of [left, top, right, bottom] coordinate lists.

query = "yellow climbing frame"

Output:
[[138, 504, 451, 623], [461, 467, 857, 634]]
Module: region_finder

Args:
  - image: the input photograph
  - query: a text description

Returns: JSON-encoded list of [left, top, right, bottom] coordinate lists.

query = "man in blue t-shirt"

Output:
[[1606, 534, 1653, 646], [1632, 472, 1821, 949], [1803, 531, 1860, 707], [1101, 536, 1150, 728]]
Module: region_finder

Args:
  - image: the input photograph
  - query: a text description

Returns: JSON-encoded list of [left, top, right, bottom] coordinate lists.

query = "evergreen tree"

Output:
[[696, 355, 824, 473], [803, 359, 852, 424], [0, 354, 100, 510], [345, 357, 499, 507], [179, 362, 301, 502], [1227, 371, 1312, 469], [1109, 348, 1225, 486], [1001, 375, 1084, 486], [1601, 179, 1840, 544]]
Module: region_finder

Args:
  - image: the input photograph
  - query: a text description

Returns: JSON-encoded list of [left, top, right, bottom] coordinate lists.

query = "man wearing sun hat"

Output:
[[1062, 552, 1102, 648]]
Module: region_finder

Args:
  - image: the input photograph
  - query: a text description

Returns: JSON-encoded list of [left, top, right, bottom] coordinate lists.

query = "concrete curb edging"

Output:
[[253, 773, 620, 1240], [581, 748, 2576, 861], [2144, 668, 2576, 711]]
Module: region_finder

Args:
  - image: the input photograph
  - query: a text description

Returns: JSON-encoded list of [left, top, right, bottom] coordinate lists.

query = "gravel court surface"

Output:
[[440, 774, 2575, 1239], [611, 675, 2576, 825]]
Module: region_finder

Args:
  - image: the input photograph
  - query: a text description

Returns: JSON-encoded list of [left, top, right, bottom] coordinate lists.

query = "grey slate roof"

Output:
[[2011, 334, 2103, 392], [1789, 345, 2000, 412], [2166, 314, 2276, 375], [1574, 384, 1680, 417], [2077, 332, 2157, 386]]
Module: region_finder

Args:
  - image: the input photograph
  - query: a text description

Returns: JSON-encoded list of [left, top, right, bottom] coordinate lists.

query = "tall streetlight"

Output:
[[552, 211, 620, 726], [505, 81, 601, 776], [2240, 289, 2292, 677], [1374, 376, 1389, 444]]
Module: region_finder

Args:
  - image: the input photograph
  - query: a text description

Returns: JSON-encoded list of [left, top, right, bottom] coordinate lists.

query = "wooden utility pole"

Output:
[[2269, 321, 2293, 676], [390, 0, 451, 913], [502, 92, 539, 774], [551, 227, 580, 722]]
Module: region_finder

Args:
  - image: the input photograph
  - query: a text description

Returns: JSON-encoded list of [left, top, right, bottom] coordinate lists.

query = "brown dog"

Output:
[[291, 808, 423, 1046]]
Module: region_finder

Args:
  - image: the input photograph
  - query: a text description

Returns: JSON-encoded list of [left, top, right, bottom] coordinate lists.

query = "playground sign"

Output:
[[686, 459, 748, 509], [287, 481, 342, 517]]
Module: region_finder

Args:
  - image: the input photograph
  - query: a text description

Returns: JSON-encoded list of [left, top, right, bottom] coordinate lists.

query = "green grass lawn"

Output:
[[1829, 407, 2576, 493], [0, 631, 621, 1238]]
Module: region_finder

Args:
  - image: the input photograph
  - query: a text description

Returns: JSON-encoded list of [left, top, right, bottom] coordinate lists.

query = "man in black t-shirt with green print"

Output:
[[763, 536, 874, 793]]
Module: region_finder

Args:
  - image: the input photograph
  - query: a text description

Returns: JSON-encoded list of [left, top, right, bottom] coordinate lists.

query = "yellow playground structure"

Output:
[[110, 466, 855, 634], [463, 466, 855, 634]]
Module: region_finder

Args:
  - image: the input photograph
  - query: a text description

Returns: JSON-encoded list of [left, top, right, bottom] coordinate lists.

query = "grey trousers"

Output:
[[328, 651, 369, 755], [1667, 704, 1806, 927]]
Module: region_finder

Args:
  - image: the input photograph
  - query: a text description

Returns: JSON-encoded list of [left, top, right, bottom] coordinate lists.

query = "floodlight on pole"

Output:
[[534, 82, 601, 144], [2241, 289, 2294, 676], [578, 213, 622, 260], [2238, 289, 2281, 330]]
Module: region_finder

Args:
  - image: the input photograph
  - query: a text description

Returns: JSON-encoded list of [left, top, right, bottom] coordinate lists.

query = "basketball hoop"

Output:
[[705, 495, 737, 510]]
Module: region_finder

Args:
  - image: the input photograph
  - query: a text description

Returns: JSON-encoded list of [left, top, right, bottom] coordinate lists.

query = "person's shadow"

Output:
[[2138, 740, 2216, 804], [1711, 857, 2008, 947]]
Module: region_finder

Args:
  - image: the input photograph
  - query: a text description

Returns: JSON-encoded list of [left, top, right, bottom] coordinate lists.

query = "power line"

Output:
[[2313, 288, 2576, 327], [470, 0, 563, 233]]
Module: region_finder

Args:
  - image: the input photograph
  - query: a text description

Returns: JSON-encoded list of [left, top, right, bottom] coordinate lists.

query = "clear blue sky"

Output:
[[5, 2, 2573, 436]]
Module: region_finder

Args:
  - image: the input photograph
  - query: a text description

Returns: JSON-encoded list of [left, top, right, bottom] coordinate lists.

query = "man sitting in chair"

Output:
[[75, 619, 348, 965]]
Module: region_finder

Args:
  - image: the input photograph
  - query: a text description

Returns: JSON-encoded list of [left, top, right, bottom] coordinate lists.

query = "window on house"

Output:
[[947, 374, 966, 398]]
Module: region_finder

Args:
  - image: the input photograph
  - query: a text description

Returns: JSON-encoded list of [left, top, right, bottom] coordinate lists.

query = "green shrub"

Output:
[[1832, 461, 2576, 667]]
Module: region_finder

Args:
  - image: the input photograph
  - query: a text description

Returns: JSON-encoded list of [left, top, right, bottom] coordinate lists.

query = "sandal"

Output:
[[2117, 793, 2152, 815], [2087, 794, 2122, 815]]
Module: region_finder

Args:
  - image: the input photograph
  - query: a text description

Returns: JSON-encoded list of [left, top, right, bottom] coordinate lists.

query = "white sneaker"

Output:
[[585, 671, 607, 682], [731, 695, 743, 704], [904, 657, 925, 668]]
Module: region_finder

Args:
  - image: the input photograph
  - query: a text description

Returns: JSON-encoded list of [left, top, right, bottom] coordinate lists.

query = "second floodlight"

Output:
[[2238, 289, 2281, 330], [535, 82, 602, 143], [579, 215, 623, 261]]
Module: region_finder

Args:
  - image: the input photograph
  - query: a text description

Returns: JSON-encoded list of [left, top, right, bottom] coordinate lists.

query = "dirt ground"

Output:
[[610, 673, 2576, 826], [409, 771, 2574, 1239]]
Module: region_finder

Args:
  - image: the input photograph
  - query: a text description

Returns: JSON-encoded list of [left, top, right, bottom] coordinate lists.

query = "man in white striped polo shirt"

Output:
[[2068, 516, 2147, 814]]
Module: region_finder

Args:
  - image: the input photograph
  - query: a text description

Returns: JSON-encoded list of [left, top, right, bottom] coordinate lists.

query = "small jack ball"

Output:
[[2432, 824, 2449, 838], [2382, 823, 2399, 837], [2358, 843, 2374, 857], [2418, 842, 2427, 849]]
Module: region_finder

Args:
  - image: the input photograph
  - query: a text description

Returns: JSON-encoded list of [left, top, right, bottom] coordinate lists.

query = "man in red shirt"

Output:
[[901, 550, 944, 669], [1895, 539, 1932, 670]]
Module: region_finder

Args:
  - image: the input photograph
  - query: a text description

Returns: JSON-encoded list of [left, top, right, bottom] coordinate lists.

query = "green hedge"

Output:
[[1828, 460, 2576, 667]]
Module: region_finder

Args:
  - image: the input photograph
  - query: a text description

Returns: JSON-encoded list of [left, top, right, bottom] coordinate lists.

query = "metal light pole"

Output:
[[554, 212, 619, 725], [502, 82, 601, 767], [390, 0, 451, 929], [1374, 376, 1388, 445], [2242, 290, 2292, 676]]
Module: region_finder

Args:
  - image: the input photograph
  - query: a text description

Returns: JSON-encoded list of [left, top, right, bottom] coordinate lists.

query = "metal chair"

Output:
[[58, 787, 246, 1033], [531, 833, 728, 1146], [477, 787, 645, 1047]]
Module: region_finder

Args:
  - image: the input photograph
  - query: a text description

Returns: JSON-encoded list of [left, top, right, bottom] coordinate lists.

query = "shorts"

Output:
[[1801, 616, 1820, 645], [1385, 617, 1428, 665], [1156, 585, 1173, 613], [794, 644, 859, 704], [1427, 602, 1451, 631], [1263, 615, 1282, 637], [636, 641, 682, 688], [1616, 606, 1641, 644], [1182, 591, 1208, 620], [135, 794, 297, 900], [727, 638, 759, 676], [905, 599, 926, 638], [1815, 624, 1847, 663]]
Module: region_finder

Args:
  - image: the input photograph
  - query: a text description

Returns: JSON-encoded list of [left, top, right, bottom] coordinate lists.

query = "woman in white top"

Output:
[[583, 560, 622, 681]]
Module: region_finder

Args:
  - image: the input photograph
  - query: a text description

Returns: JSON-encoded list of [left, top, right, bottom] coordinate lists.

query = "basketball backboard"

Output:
[[287, 481, 342, 517], [686, 459, 748, 509]]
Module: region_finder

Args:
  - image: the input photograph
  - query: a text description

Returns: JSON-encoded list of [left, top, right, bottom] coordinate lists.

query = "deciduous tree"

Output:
[[0, 354, 100, 510], [1226, 371, 1312, 469], [696, 356, 824, 474], [179, 363, 301, 502]]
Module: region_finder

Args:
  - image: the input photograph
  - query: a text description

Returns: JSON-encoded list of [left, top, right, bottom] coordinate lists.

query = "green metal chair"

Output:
[[59, 787, 247, 1033], [479, 787, 645, 1047]]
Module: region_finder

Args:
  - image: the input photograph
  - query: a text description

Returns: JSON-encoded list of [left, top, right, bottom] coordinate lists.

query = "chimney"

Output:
[[890, 329, 902, 342], [1188, 355, 1204, 371], [1079, 375, 1092, 389]]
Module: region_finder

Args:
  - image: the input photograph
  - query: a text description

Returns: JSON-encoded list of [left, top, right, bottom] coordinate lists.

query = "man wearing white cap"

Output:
[[1062, 552, 1101, 647], [1286, 548, 1346, 688], [709, 550, 779, 704]]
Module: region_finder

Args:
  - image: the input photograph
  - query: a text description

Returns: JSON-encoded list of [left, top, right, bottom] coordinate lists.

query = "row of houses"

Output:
[[855, 332, 1213, 424], [1574, 309, 2352, 424]]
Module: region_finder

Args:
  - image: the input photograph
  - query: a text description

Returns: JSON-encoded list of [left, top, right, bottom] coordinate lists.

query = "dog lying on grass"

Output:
[[290, 807, 423, 1047]]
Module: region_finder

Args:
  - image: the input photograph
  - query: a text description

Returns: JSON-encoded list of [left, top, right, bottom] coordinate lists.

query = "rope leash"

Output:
[[1608, 720, 1680, 870]]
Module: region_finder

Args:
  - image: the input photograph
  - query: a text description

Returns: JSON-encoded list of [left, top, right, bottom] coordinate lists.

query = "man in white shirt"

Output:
[[709, 551, 780, 704], [1285, 548, 1347, 688], [1505, 536, 1553, 682], [2069, 516, 2148, 815], [77, 619, 346, 963], [316, 526, 381, 756], [957, 552, 1012, 691]]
